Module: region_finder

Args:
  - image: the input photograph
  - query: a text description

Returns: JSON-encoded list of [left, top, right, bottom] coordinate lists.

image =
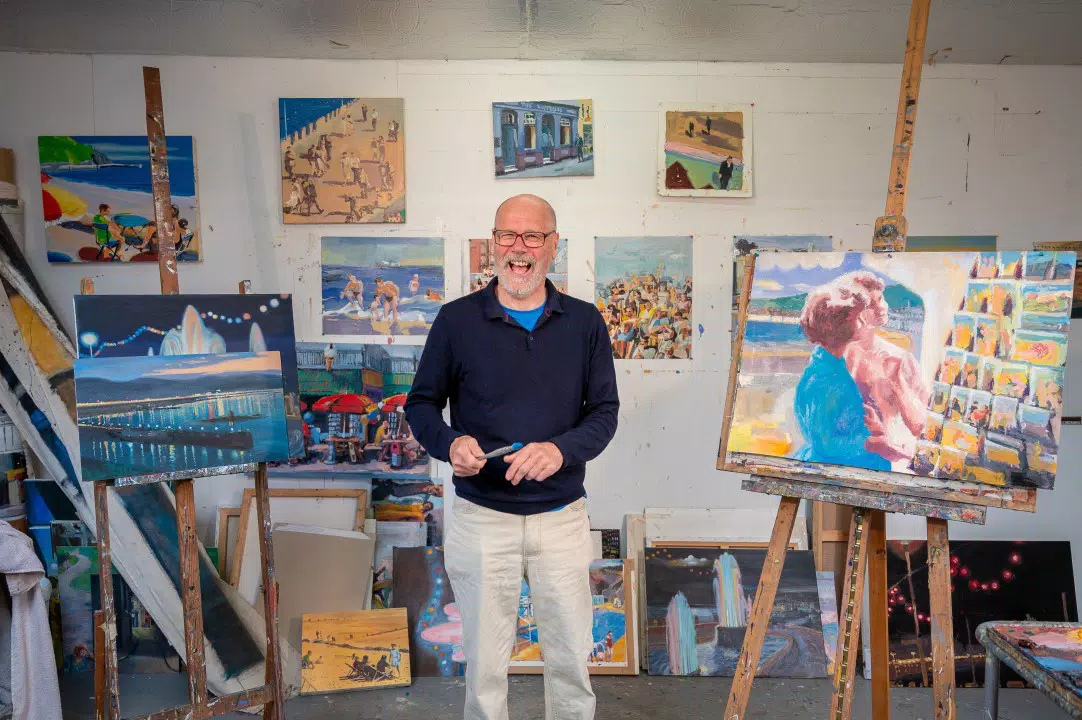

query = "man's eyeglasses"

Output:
[[492, 230, 555, 248]]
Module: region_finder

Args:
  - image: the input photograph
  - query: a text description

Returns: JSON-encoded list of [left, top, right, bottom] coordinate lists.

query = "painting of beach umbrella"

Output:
[[38, 136, 201, 263], [312, 393, 377, 415]]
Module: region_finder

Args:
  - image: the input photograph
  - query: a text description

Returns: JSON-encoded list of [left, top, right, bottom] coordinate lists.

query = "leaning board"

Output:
[[719, 250, 1075, 514]]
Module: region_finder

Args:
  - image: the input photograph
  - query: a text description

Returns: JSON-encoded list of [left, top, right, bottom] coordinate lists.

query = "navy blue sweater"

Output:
[[404, 279, 619, 514]]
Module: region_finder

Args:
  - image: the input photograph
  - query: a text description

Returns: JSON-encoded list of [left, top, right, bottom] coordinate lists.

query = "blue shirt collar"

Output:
[[482, 277, 564, 321]]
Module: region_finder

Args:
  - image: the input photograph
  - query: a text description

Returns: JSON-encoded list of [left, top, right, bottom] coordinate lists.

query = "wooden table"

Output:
[[977, 621, 1082, 719]]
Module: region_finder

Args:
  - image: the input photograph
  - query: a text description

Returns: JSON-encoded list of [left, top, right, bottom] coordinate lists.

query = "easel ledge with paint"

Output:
[[87, 67, 286, 720], [716, 0, 984, 718]]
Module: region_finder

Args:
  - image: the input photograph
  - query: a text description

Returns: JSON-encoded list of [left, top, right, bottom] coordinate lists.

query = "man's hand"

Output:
[[449, 436, 486, 477], [504, 442, 563, 485]]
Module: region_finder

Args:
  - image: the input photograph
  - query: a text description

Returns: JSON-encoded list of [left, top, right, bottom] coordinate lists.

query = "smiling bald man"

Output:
[[405, 194, 619, 720]]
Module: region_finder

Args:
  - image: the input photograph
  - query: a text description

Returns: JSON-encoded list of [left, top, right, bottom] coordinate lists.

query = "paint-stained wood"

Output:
[[129, 686, 274, 720], [722, 494, 799, 720], [927, 518, 957, 720], [175, 478, 208, 706], [977, 622, 1082, 719], [717, 253, 756, 469], [254, 465, 285, 719], [95, 481, 120, 720], [830, 508, 870, 720], [142, 66, 180, 294], [740, 476, 987, 524], [94, 609, 105, 720], [867, 510, 891, 720]]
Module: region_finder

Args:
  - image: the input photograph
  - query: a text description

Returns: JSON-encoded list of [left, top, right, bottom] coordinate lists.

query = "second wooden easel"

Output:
[[718, 1, 973, 719], [91, 67, 286, 720]]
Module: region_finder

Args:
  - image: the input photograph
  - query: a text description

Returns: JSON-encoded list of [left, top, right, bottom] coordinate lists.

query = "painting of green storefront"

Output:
[[493, 100, 594, 178]]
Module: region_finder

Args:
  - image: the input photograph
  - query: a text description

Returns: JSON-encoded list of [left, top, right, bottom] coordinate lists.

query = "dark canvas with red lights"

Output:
[[885, 540, 1076, 687]]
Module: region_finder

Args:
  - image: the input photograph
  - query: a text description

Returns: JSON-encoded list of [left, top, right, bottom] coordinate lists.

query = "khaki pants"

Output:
[[446, 497, 595, 720]]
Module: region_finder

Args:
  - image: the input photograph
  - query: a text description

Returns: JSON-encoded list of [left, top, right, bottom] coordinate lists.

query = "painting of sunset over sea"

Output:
[[74, 351, 290, 483]]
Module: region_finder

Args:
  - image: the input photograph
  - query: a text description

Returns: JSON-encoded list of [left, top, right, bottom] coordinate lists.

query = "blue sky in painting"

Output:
[[595, 236, 692, 286]]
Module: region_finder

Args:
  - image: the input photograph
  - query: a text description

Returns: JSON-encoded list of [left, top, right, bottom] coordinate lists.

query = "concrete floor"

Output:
[[59, 673, 1068, 719]]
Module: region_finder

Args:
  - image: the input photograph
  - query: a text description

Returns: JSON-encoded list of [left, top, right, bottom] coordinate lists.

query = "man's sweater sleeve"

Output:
[[549, 311, 620, 466], [404, 310, 461, 463]]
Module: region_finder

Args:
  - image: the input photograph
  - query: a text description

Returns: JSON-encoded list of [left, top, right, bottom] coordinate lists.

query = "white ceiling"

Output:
[[1, 0, 1080, 65]]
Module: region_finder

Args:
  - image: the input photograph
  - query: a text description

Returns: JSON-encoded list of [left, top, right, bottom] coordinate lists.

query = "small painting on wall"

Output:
[[659, 105, 753, 197], [493, 101, 593, 178]]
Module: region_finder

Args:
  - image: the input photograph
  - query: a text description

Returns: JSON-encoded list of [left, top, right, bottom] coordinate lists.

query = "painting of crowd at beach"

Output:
[[392, 547, 465, 677], [595, 236, 693, 359], [725, 251, 1075, 496], [493, 100, 593, 178], [300, 609, 411, 693], [883, 541, 1076, 688], [280, 98, 405, 224], [466, 237, 568, 294], [271, 343, 429, 478], [321, 236, 444, 336], [74, 352, 290, 483], [510, 559, 637, 675], [659, 105, 753, 197], [73, 294, 304, 459], [994, 624, 1082, 690], [645, 547, 827, 677], [39, 136, 201, 263], [372, 479, 443, 545]]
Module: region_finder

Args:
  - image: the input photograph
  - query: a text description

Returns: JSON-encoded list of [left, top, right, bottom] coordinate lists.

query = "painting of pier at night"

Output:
[[74, 351, 290, 483]]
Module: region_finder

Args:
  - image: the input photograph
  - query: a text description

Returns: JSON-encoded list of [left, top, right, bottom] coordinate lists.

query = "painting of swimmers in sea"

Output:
[[595, 236, 693, 360], [280, 98, 405, 224], [726, 251, 1074, 492], [39, 136, 201, 263], [321, 236, 444, 336]]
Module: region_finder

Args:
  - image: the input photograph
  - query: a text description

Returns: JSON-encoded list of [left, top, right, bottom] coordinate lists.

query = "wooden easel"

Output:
[[91, 67, 286, 720], [719, 1, 968, 718]]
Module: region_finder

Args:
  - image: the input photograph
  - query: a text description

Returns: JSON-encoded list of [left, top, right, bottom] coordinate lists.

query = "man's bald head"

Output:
[[494, 194, 557, 232]]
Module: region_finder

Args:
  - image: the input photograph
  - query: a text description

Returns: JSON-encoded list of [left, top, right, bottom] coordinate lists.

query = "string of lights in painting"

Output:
[[414, 547, 465, 676], [78, 298, 286, 356]]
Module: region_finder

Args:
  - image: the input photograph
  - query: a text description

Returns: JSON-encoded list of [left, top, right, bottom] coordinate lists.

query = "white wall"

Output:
[[2, 53, 1082, 599]]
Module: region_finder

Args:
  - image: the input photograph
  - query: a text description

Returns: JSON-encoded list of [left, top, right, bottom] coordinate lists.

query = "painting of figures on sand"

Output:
[[881, 541, 1075, 687], [280, 98, 405, 224], [511, 559, 638, 675], [493, 101, 593, 178], [73, 294, 304, 459], [466, 237, 568, 294], [39, 136, 200, 263], [271, 343, 429, 478], [659, 105, 752, 197], [74, 352, 290, 483], [724, 251, 1076, 503], [300, 609, 411, 693], [595, 236, 693, 360], [645, 547, 827, 677], [392, 547, 465, 677], [322, 236, 444, 336]]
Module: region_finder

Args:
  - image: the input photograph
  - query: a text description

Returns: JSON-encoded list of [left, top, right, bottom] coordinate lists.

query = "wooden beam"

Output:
[[927, 518, 957, 720], [253, 464, 286, 720], [130, 686, 273, 720], [142, 66, 180, 294], [722, 494, 800, 720], [830, 508, 871, 720], [867, 510, 890, 720], [95, 480, 120, 720], [175, 478, 208, 706], [717, 255, 756, 469], [94, 609, 105, 720]]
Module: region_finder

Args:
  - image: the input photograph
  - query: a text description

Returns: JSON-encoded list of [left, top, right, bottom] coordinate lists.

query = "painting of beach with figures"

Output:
[[659, 105, 753, 197], [39, 136, 201, 263], [280, 98, 405, 224], [724, 251, 1075, 508], [322, 237, 444, 336]]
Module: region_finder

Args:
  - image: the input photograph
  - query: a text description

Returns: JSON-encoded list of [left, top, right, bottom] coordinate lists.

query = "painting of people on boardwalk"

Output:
[[659, 105, 753, 197], [300, 609, 411, 693], [321, 236, 444, 336], [280, 98, 405, 224], [595, 236, 693, 359], [493, 101, 593, 178], [39, 136, 201, 263]]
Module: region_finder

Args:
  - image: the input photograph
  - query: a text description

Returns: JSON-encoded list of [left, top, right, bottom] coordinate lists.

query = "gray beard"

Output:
[[497, 255, 547, 299]]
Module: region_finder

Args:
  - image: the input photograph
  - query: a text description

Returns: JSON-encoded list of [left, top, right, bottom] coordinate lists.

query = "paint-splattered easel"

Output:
[[89, 67, 286, 720], [717, 1, 970, 719]]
